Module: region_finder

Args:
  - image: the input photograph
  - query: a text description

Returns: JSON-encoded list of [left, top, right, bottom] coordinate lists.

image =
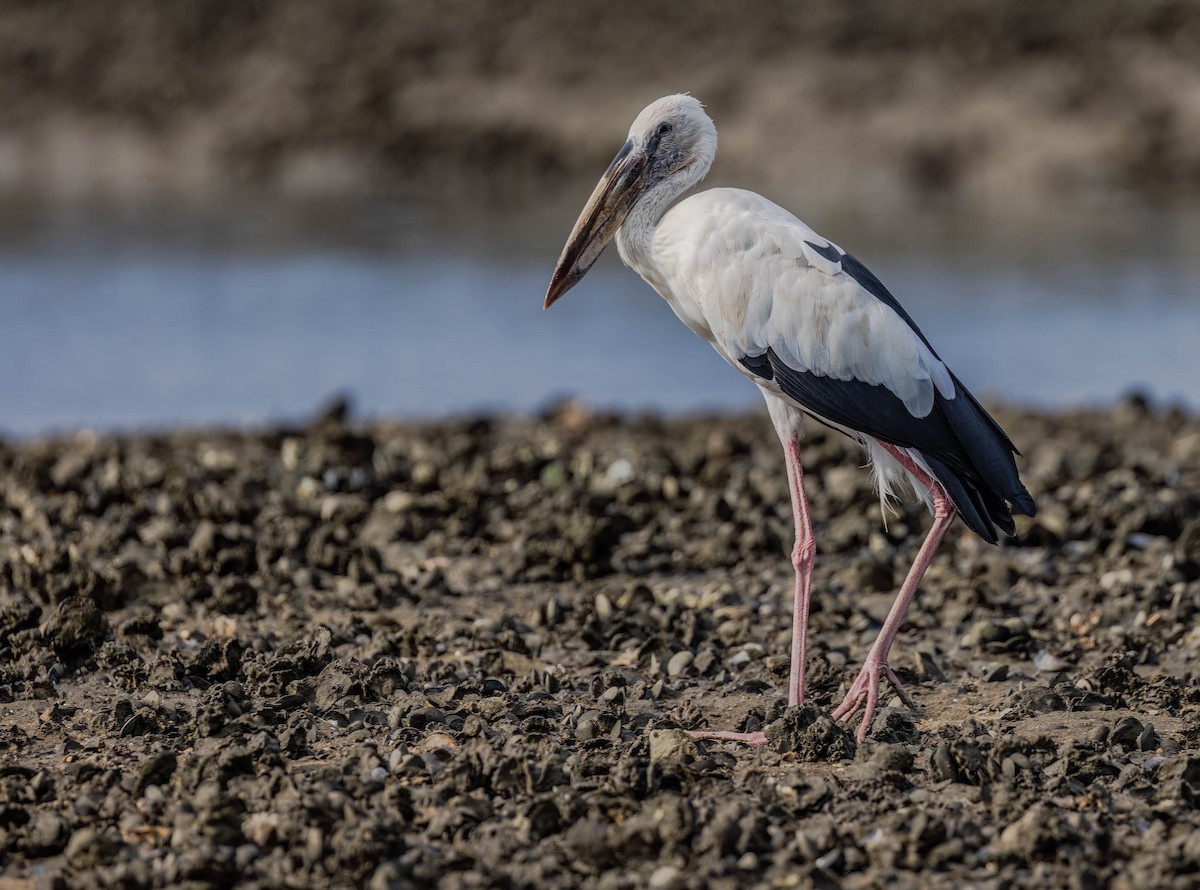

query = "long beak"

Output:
[[544, 140, 647, 309]]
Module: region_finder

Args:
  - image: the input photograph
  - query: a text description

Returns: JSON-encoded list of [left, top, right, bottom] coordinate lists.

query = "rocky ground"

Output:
[[1, 397, 1199, 888]]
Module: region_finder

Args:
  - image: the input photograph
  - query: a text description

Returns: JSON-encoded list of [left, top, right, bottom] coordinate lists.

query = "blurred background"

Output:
[[2, 0, 1200, 436]]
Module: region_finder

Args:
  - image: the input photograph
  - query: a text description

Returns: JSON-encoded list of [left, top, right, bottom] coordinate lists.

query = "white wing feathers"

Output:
[[651, 188, 955, 418]]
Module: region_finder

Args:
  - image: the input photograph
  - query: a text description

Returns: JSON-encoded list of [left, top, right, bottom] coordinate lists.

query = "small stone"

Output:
[[869, 743, 915, 774], [1111, 716, 1144, 751], [213, 579, 258, 614], [649, 865, 682, 890], [594, 593, 613, 622], [605, 458, 635, 485], [189, 520, 218, 557], [384, 490, 416, 513], [729, 642, 764, 667], [305, 827, 324, 863], [575, 712, 599, 741], [1139, 722, 1159, 752], [1033, 650, 1071, 673], [982, 663, 1009, 682], [297, 477, 323, 499], [244, 812, 279, 847], [649, 729, 696, 765], [280, 438, 301, 470], [667, 650, 695, 678], [28, 812, 67, 853], [64, 827, 99, 865], [993, 803, 1060, 860], [815, 847, 844, 871], [30, 770, 54, 800], [136, 751, 177, 791], [41, 596, 107, 658]]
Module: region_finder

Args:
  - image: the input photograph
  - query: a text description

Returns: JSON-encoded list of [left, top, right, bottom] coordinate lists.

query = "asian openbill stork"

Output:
[[544, 95, 1035, 744]]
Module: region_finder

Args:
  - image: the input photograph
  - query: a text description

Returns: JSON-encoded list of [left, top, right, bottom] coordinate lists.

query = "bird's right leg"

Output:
[[687, 434, 815, 748], [832, 445, 956, 742]]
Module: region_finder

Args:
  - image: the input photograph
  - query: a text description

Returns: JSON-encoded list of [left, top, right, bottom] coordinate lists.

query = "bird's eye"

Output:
[[656, 122, 672, 137]]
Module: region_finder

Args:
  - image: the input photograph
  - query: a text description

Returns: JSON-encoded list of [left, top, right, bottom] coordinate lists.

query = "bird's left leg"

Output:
[[784, 434, 816, 707], [832, 444, 956, 742], [688, 434, 815, 748]]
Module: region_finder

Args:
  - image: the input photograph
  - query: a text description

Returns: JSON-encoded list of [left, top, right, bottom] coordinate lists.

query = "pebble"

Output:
[[982, 663, 1010, 682], [667, 650, 695, 678], [649, 865, 682, 889], [64, 826, 99, 865], [649, 729, 696, 765], [1034, 651, 1072, 673], [815, 848, 844, 871], [594, 593, 614, 622]]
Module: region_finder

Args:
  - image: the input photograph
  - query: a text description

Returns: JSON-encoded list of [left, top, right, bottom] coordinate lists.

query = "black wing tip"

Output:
[[1012, 488, 1037, 518], [979, 524, 1001, 546], [975, 487, 1034, 543], [962, 504, 1001, 545], [922, 454, 995, 544]]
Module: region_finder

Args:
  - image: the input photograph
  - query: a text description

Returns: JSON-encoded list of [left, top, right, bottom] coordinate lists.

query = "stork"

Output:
[[544, 95, 1035, 744]]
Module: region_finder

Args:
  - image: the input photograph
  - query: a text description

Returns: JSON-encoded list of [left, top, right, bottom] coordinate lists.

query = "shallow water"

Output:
[[1, 195, 1198, 437]]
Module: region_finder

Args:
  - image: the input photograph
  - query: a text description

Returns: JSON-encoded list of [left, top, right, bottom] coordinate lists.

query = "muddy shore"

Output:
[[1, 398, 1199, 888], [1, 1, 1199, 210]]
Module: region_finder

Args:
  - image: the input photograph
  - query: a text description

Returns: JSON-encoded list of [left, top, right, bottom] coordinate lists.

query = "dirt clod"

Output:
[[766, 703, 856, 760]]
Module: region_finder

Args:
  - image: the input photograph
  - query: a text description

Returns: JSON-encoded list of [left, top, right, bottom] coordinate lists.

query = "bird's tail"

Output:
[[923, 381, 1036, 544]]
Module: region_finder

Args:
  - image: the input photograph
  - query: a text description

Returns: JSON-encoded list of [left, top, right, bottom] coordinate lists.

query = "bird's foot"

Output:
[[686, 729, 768, 748], [831, 659, 916, 743]]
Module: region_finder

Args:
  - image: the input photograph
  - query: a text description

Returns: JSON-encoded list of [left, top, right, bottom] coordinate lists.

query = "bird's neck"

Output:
[[617, 167, 703, 275]]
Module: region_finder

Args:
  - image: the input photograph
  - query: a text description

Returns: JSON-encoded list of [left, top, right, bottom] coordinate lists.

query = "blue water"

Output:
[[1, 197, 1198, 437]]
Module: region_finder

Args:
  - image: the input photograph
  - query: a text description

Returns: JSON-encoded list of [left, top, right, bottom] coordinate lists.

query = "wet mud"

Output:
[[2, 396, 1200, 888]]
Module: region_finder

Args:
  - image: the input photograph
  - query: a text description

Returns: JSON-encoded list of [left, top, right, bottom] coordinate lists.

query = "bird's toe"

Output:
[[687, 729, 769, 748]]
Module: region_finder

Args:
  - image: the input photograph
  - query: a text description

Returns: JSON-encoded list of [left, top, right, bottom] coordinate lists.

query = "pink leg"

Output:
[[784, 436, 815, 707], [689, 434, 815, 747], [831, 444, 957, 743]]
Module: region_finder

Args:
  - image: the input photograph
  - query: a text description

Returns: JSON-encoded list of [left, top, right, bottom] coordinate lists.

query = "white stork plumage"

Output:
[[544, 95, 1036, 744]]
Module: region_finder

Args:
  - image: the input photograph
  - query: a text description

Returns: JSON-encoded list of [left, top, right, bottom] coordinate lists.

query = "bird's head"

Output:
[[544, 94, 717, 309]]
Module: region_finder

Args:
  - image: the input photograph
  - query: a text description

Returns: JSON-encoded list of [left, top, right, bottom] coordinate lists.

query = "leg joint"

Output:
[[792, 538, 816, 570], [931, 485, 956, 520]]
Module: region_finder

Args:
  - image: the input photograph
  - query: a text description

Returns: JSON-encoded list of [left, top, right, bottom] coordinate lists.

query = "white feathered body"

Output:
[[617, 187, 952, 508]]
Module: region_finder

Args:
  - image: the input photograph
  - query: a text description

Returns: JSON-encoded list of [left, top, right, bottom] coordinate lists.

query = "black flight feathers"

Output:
[[741, 243, 1037, 544]]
